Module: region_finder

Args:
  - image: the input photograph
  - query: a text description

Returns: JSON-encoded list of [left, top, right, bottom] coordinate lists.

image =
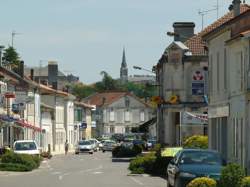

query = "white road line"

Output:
[[80, 165, 103, 173], [130, 177, 144, 186], [58, 172, 70, 180], [51, 171, 62, 175]]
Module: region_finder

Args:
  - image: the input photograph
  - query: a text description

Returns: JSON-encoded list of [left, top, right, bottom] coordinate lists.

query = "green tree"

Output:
[[95, 71, 120, 91], [71, 83, 96, 100], [2, 46, 20, 68]]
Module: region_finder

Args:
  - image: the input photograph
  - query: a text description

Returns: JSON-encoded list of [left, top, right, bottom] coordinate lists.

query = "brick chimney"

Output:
[[173, 22, 195, 42], [30, 69, 34, 81], [19, 61, 24, 78], [48, 61, 58, 90]]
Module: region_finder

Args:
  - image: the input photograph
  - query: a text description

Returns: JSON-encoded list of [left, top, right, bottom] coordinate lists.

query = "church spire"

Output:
[[122, 47, 127, 67], [120, 47, 128, 84]]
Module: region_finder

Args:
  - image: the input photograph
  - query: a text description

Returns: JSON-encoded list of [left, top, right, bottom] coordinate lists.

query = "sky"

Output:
[[0, 0, 244, 83]]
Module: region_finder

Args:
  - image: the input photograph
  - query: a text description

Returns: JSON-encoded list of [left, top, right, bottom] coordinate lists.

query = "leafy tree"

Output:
[[2, 46, 20, 68], [71, 83, 96, 100], [95, 71, 120, 91]]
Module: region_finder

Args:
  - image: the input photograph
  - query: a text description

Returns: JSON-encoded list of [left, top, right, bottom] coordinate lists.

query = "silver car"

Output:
[[102, 140, 117, 152], [75, 140, 94, 154]]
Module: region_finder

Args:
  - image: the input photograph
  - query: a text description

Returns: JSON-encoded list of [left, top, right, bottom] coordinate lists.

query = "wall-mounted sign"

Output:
[[181, 112, 208, 125], [4, 92, 15, 98], [192, 71, 205, 95], [79, 122, 87, 129]]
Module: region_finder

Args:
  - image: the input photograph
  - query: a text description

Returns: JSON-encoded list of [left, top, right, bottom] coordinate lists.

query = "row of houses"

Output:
[[0, 61, 93, 154], [155, 0, 250, 172]]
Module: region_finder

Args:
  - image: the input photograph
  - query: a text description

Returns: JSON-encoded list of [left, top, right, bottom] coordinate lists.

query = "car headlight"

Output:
[[179, 172, 196, 178]]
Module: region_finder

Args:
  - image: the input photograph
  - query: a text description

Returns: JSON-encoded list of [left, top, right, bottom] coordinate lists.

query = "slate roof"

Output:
[[184, 4, 250, 56]]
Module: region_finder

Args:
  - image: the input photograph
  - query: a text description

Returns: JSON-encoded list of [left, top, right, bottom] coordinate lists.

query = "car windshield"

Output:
[[180, 151, 222, 165], [79, 141, 91, 145], [14, 142, 37, 151]]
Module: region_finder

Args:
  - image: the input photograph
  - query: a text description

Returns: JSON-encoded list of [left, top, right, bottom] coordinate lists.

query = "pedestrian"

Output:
[[64, 139, 69, 155]]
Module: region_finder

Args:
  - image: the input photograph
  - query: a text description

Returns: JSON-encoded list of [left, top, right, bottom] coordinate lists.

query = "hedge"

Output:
[[112, 145, 142, 158], [187, 177, 217, 187], [0, 151, 42, 171], [242, 177, 250, 187], [183, 135, 208, 149], [0, 163, 31, 172], [219, 163, 245, 187]]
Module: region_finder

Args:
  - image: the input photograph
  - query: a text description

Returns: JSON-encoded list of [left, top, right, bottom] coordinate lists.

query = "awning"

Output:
[[161, 147, 183, 157], [0, 115, 42, 132]]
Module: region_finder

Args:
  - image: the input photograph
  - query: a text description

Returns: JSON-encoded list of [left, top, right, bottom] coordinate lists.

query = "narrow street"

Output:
[[0, 152, 166, 187]]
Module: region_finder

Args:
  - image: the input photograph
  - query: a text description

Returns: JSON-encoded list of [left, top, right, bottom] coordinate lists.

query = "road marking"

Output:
[[92, 171, 103, 175], [58, 172, 70, 180], [130, 177, 144, 186], [80, 165, 103, 173], [51, 171, 62, 175]]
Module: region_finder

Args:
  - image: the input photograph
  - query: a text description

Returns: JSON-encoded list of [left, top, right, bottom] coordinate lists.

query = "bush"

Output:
[[242, 177, 250, 187], [129, 153, 156, 174], [0, 163, 31, 172], [187, 177, 216, 187], [219, 163, 245, 187], [183, 135, 208, 149], [112, 145, 142, 158], [1, 151, 41, 171]]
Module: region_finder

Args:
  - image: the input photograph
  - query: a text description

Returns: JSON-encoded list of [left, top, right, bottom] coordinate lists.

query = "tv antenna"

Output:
[[11, 30, 22, 47], [198, 0, 219, 30]]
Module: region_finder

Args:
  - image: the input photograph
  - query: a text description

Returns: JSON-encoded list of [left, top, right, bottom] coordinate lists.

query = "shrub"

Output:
[[1, 151, 41, 171], [220, 163, 245, 187], [183, 135, 208, 149], [0, 163, 31, 172], [112, 145, 142, 158], [129, 153, 156, 174], [242, 176, 250, 187], [187, 177, 216, 187]]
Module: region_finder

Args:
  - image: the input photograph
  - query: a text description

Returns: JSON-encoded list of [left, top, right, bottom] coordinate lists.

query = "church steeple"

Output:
[[120, 47, 128, 84]]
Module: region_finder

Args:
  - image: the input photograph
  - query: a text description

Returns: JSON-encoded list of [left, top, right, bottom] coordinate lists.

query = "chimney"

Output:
[[48, 61, 58, 90], [232, 0, 241, 17], [173, 22, 195, 42], [19, 61, 24, 78], [30, 69, 34, 81]]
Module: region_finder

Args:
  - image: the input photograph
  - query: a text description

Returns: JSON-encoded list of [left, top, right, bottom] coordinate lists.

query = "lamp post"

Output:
[[133, 66, 155, 74]]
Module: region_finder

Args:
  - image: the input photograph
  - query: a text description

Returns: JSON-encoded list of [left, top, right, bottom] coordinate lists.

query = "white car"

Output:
[[13, 140, 40, 156], [75, 140, 94, 154]]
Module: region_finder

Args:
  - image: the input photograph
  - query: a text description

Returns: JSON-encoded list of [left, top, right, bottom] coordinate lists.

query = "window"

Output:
[[140, 111, 145, 122], [109, 108, 115, 122], [125, 110, 130, 122], [110, 126, 115, 133]]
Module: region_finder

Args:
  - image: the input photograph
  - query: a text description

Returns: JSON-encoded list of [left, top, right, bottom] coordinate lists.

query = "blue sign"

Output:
[[79, 122, 87, 129], [192, 83, 204, 95]]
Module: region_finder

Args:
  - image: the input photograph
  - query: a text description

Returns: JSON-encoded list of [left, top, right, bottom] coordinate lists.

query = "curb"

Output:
[[127, 173, 150, 177]]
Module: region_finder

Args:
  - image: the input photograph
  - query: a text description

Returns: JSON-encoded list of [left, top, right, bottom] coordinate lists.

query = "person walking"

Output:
[[64, 139, 69, 155]]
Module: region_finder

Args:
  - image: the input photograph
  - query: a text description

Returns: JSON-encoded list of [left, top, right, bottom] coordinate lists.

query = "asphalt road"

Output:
[[0, 152, 166, 187]]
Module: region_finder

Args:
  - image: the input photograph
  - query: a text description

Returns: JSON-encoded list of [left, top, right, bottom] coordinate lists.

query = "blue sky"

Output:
[[0, 0, 241, 83]]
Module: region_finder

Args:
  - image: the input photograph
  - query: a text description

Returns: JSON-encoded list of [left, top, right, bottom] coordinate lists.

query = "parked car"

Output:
[[132, 139, 146, 149], [89, 139, 100, 151], [102, 140, 117, 152], [75, 140, 94, 154], [13, 140, 40, 156], [167, 149, 225, 187]]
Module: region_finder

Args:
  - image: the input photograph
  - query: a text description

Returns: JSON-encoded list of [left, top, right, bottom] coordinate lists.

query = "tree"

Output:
[[95, 71, 120, 91], [2, 46, 20, 68], [71, 83, 96, 100]]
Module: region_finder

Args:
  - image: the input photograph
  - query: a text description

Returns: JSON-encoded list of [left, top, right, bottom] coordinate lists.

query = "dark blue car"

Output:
[[167, 149, 225, 187]]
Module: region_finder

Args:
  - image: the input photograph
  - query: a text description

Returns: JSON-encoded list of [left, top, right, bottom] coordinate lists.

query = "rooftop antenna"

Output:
[[198, 0, 220, 30], [11, 30, 22, 47]]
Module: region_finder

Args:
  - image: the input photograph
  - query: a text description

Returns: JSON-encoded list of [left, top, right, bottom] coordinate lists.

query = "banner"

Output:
[[181, 112, 208, 125]]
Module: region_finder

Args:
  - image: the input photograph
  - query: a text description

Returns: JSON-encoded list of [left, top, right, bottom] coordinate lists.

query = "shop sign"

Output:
[[4, 92, 15, 98], [79, 122, 87, 129], [192, 70, 205, 95]]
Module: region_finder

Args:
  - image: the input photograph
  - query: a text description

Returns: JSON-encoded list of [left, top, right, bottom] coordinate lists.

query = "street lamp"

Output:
[[133, 66, 155, 74], [0, 45, 5, 66]]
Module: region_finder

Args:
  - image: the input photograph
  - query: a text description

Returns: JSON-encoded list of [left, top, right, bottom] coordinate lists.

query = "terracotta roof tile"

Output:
[[185, 4, 250, 56], [84, 91, 129, 106]]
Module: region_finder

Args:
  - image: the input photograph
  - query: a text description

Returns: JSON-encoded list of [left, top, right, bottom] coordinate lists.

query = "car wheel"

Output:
[[102, 150, 105, 153], [75, 152, 79, 155], [89, 152, 93, 154]]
